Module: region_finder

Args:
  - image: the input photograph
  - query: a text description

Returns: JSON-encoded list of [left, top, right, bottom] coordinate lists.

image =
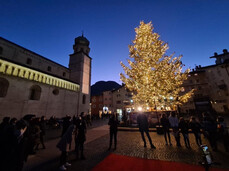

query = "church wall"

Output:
[[0, 35, 92, 121], [0, 73, 79, 121], [0, 38, 70, 80]]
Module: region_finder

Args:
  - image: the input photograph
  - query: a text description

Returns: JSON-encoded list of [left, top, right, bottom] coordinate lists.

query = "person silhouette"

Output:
[[108, 113, 119, 150], [160, 113, 172, 145], [137, 113, 156, 149], [169, 112, 181, 147], [75, 112, 87, 160]]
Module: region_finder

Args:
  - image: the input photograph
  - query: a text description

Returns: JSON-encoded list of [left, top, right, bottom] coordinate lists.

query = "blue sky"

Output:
[[1, 0, 229, 85]]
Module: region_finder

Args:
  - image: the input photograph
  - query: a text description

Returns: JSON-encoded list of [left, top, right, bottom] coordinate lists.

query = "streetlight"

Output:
[[137, 106, 142, 111]]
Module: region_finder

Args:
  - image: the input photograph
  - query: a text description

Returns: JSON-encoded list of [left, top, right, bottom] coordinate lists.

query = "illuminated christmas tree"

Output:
[[120, 21, 194, 111]]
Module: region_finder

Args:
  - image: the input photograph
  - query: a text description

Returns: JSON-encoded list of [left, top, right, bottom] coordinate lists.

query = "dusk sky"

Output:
[[1, 0, 229, 85]]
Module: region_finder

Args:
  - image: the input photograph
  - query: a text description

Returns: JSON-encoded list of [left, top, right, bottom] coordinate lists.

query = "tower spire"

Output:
[[82, 31, 84, 37]]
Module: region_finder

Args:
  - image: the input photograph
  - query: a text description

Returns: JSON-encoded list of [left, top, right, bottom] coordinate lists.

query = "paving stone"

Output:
[[24, 120, 229, 171]]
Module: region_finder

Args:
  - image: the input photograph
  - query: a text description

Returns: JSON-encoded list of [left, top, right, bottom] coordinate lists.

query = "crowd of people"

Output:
[[56, 112, 90, 171], [0, 111, 228, 171], [0, 115, 47, 171], [159, 112, 229, 152], [0, 112, 92, 171]]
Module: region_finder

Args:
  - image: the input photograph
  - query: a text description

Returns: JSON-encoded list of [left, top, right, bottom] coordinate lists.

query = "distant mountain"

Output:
[[91, 81, 121, 96]]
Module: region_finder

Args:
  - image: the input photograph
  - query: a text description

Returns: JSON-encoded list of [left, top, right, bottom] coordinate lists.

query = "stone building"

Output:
[[180, 49, 229, 116], [0, 35, 91, 120], [90, 81, 121, 117], [103, 90, 113, 114], [91, 94, 103, 118], [112, 85, 133, 115]]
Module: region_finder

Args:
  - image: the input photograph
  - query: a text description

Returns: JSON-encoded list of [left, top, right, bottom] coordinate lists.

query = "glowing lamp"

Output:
[[138, 107, 142, 111]]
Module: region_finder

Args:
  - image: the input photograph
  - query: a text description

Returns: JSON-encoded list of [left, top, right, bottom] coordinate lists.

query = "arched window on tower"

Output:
[[0, 77, 9, 97], [82, 94, 86, 104], [29, 85, 41, 100]]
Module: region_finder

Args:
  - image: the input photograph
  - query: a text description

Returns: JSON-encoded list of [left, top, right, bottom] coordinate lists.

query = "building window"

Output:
[[63, 72, 66, 77], [116, 101, 121, 104], [47, 66, 52, 72], [29, 85, 41, 100], [93, 104, 96, 108], [52, 89, 59, 95], [0, 78, 9, 97], [0, 47, 3, 55], [82, 94, 86, 104], [26, 58, 32, 65]]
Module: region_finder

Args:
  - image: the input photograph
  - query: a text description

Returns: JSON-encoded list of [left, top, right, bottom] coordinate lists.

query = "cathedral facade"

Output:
[[0, 35, 91, 120]]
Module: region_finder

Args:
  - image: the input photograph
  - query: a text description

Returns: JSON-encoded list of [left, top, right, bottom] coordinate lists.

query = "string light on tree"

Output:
[[120, 21, 194, 111]]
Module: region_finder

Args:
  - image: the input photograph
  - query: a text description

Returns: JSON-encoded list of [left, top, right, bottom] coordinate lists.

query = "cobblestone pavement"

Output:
[[24, 119, 110, 171], [114, 132, 229, 168], [26, 117, 229, 171], [39, 131, 229, 171]]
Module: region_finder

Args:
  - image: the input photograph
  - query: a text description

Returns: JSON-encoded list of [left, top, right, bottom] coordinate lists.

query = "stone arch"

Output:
[[29, 85, 41, 100], [0, 77, 9, 97]]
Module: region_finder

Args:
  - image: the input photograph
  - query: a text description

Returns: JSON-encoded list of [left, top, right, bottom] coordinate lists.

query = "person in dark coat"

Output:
[[189, 116, 202, 146], [32, 118, 41, 151], [62, 115, 72, 137], [3, 119, 27, 171], [0, 117, 11, 150], [217, 116, 228, 152], [160, 113, 171, 145], [57, 123, 75, 171], [23, 115, 36, 157], [0, 117, 10, 130], [75, 112, 87, 160], [0, 117, 11, 171], [179, 117, 190, 148], [12, 119, 27, 171], [86, 113, 92, 127], [108, 113, 119, 150], [203, 116, 218, 151], [40, 116, 46, 149], [137, 113, 156, 149], [168, 112, 181, 147]]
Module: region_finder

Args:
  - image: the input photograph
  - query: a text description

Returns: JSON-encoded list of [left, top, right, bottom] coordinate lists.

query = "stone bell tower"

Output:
[[69, 34, 91, 115]]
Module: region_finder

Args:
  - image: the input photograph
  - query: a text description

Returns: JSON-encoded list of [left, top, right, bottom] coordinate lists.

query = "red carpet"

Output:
[[92, 153, 227, 171]]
